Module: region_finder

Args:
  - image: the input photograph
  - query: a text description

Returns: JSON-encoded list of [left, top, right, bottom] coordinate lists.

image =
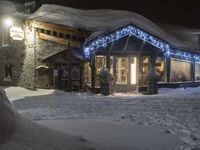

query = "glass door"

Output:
[[130, 57, 137, 84], [115, 57, 128, 84]]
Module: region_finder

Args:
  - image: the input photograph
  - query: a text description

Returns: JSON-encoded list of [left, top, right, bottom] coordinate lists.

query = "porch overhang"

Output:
[[83, 24, 200, 63]]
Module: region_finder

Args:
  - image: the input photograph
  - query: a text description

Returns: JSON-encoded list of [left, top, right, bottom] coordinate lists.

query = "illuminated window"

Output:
[[4, 64, 12, 81], [170, 58, 191, 82], [116, 57, 128, 84], [195, 63, 200, 81], [130, 57, 137, 84], [156, 58, 166, 82], [110, 56, 113, 75], [96, 55, 106, 74], [2, 28, 10, 46], [141, 57, 149, 85]]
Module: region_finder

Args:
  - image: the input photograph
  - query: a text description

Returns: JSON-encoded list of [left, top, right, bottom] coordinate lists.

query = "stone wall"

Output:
[[0, 39, 25, 87], [18, 27, 67, 89]]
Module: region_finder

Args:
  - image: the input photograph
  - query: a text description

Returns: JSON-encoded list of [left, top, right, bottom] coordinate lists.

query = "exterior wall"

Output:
[[18, 26, 66, 89], [0, 23, 25, 87], [35, 37, 66, 89]]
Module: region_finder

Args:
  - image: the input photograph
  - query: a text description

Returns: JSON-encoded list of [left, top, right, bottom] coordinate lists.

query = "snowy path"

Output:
[[7, 87, 200, 149], [37, 119, 182, 150]]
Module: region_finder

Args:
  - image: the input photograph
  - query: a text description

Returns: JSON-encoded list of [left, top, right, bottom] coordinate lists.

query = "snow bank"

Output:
[[2, 86, 56, 101], [0, 1, 17, 14], [29, 4, 200, 51], [0, 89, 97, 150], [37, 119, 183, 150], [0, 90, 16, 145]]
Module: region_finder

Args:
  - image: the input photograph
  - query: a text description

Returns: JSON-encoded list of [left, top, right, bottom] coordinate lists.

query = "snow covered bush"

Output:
[[146, 68, 159, 94], [99, 67, 113, 95]]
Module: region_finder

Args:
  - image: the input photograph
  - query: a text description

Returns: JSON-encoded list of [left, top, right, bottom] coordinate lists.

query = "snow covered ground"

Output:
[[5, 86, 200, 149]]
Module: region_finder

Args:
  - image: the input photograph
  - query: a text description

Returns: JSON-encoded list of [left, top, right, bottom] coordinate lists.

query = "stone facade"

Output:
[[0, 24, 25, 87], [0, 20, 76, 90], [18, 27, 67, 89]]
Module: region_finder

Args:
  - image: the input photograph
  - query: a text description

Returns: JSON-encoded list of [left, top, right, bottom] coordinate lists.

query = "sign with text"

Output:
[[10, 26, 24, 40]]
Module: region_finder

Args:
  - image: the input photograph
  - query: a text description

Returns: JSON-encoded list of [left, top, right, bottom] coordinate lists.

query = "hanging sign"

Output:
[[10, 26, 24, 40]]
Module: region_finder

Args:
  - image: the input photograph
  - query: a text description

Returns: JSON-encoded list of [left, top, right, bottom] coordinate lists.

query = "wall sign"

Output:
[[10, 26, 24, 40]]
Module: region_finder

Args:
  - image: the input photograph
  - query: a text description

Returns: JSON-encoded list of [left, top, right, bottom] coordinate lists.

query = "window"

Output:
[[130, 57, 137, 84], [52, 31, 57, 36], [116, 57, 128, 84], [46, 30, 51, 35], [156, 58, 166, 82], [141, 57, 149, 85], [2, 28, 10, 46], [170, 58, 191, 82], [59, 33, 64, 38], [96, 55, 106, 74], [64, 34, 71, 39], [195, 63, 200, 81], [4, 64, 12, 81]]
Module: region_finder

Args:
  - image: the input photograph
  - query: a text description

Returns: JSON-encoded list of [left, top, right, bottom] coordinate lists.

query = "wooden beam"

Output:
[[67, 48, 72, 91], [106, 43, 113, 70], [123, 36, 130, 52], [31, 20, 88, 37], [38, 33, 81, 48]]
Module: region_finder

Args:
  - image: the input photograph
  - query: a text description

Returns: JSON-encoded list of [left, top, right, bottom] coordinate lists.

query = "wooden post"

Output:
[[48, 62, 52, 88], [191, 60, 195, 82], [136, 56, 141, 86], [91, 55, 96, 94], [67, 48, 72, 91], [106, 43, 113, 70], [166, 57, 171, 82]]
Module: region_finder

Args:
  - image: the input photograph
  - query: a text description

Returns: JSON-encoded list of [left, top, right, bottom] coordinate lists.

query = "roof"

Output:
[[0, 1, 16, 14], [43, 48, 84, 62], [29, 4, 200, 52]]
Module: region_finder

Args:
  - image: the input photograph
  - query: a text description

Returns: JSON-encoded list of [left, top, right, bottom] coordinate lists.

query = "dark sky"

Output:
[[14, 0, 200, 28]]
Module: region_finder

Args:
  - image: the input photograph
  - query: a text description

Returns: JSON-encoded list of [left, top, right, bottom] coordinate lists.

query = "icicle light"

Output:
[[84, 24, 200, 63]]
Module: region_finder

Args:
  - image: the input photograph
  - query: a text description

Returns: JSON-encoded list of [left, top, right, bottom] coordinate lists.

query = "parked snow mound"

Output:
[[0, 90, 97, 150], [0, 90, 16, 145]]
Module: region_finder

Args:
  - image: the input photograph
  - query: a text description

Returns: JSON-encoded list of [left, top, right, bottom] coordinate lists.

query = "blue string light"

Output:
[[84, 24, 200, 63]]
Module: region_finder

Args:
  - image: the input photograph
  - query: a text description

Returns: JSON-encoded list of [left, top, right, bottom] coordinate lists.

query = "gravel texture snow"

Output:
[[4, 86, 200, 149]]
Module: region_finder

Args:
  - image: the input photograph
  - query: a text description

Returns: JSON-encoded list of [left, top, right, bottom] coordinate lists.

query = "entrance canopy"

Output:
[[84, 24, 200, 63]]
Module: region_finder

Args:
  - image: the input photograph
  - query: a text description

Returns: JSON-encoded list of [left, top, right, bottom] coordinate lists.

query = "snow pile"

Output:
[[2, 86, 56, 101], [29, 4, 200, 50], [0, 89, 97, 150], [0, 1, 16, 14], [0, 90, 16, 145], [10, 86, 200, 149]]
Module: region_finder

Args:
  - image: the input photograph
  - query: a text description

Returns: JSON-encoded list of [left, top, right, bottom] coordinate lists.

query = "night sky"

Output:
[[13, 0, 200, 29]]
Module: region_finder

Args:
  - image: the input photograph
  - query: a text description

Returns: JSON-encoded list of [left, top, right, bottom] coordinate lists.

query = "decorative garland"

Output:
[[84, 24, 200, 63]]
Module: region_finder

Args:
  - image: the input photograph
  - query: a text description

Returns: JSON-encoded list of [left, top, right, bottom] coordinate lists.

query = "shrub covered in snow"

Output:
[[99, 67, 113, 95]]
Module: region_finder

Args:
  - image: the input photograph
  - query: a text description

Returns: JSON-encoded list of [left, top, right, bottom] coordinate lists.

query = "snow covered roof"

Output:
[[29, 4, 200, 52], [0, 1, 16, 14]]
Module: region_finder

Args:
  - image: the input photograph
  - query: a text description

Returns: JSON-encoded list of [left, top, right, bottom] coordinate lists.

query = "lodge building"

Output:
[[1, 1, 200, 93]]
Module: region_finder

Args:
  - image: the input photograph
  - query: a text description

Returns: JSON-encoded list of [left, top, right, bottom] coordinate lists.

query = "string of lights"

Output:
[[84, 24, 200, 63]]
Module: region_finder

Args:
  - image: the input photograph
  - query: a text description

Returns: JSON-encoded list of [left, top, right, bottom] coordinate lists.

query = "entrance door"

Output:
[[115, 57, 128, 84], [115, 56, 137, 85], [130, 57, 137, 84], [53, 64, 68, 90], [72, 65, 81, 90]]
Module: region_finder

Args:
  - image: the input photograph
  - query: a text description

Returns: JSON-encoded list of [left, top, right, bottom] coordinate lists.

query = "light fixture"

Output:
[[4, 18, 13, 27], [84, 24, 200, 63]]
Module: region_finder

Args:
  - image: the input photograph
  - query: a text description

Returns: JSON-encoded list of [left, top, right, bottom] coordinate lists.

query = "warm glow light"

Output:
[[4, 18, 13, 27], [131, 57, 137, 84], [84, 24, 200, 63]]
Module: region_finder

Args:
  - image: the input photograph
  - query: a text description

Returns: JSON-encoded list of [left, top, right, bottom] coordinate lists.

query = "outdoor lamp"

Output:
[[4, 18, 13, 27]]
